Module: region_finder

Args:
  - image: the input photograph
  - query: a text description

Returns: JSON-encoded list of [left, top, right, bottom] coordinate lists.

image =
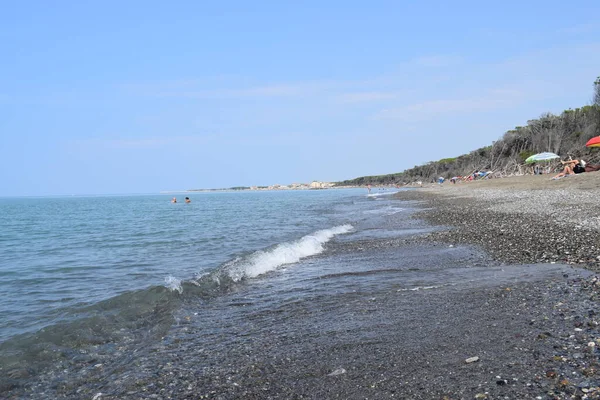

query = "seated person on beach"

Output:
[[471, 170, 489, 180], [552, 160, 585, 179], [185, 197, 191, 203]]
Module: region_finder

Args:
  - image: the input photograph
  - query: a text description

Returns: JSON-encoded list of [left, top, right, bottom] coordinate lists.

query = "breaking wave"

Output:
[[200, 224, 354, 284], [0, 224, 354, 384], [367, 191, 399, 198], [164, 275, 183, 294]]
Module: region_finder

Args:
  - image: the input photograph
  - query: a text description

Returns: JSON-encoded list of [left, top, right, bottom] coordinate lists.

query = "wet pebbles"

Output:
[[394, 186, 600, 398]]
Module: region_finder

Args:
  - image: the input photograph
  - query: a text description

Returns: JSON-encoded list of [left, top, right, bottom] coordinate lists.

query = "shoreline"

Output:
[[4, 180, 600, 399]]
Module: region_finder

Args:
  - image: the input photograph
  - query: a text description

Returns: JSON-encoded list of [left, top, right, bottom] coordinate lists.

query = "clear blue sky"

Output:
[[1, 0, 599, 195]]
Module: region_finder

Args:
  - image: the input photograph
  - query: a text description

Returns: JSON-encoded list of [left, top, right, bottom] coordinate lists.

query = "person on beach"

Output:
[[185, 197, 191, 203], [171, 197, 177, 203], [367, 184, 371, 194], [586, 164, 600, 172], [552, 159, 586, 179]]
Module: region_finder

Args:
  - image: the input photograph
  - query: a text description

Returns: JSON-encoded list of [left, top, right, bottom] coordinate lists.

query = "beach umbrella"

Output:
[[525, 152, 560, 163], [586, 136, 600, 147]]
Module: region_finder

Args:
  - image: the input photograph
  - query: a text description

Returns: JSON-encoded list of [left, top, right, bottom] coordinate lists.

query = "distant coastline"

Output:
[[160, 180, 403, 194], [185, 180, 341, 192]]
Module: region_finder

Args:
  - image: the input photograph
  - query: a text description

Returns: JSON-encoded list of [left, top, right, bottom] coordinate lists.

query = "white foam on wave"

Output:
[[363, 205, 403, 215], [367, 191, 399, 198], [225, 224, 354, 281], [397, 283, 455, 292], [164, 275, 183, 294]]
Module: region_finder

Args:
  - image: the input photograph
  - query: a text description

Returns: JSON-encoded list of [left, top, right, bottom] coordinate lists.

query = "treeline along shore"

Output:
[[336, 77, 600, 186]]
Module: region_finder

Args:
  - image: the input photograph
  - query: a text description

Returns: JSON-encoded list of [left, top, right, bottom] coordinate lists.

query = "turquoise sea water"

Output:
[[0, 189, 397, 342]]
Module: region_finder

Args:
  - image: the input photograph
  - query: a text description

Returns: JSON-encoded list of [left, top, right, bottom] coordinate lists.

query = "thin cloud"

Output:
[[411, 55, 463, 67], [238, 84, 311, 97], [337, 91, 399, 103], [375, 89, 525, 121], [126, 82, 330, 100], [68, 135, 215, 150], [559, 23, 598, 35], [121, 67, 442, 103]]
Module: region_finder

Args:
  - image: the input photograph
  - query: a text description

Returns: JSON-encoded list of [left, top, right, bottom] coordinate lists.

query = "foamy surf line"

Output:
[[165, 224, 354, 292], [225, 224, 354, 281], [397, 283, 454, 292], [367, 191, 399, 198]]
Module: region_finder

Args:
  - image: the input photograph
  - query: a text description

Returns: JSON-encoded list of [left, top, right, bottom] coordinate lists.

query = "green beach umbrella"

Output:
[[525, 152, 560, 164]]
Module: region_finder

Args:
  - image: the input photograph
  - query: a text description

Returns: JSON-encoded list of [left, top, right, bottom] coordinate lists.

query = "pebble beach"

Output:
[[393, 172, 600, 399], [400, 172, 600, 269]]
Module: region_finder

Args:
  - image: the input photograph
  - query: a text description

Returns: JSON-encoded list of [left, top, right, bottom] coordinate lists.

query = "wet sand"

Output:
[[5, 176, 600, 399]]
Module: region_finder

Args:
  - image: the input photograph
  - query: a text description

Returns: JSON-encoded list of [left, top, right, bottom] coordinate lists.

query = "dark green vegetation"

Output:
[[229, 186, 251, 190], [337, 77, 600, 186]]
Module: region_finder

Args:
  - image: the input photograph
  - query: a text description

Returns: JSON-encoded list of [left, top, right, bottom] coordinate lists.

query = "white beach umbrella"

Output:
[[525, 152, 560, 164]]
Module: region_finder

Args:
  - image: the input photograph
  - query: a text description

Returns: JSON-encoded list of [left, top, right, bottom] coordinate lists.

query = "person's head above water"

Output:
[[185, 197, 191, 203]]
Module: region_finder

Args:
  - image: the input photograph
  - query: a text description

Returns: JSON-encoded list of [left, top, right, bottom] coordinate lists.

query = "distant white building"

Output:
[[309, 181, 333, 189]]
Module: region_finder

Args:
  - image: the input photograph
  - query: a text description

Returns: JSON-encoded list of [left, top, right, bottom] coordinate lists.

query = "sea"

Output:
[[0, 188, 580, 397], [0, 191, 405, 379]]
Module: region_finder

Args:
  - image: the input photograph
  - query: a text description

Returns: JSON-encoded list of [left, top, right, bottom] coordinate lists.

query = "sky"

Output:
[[1, 0, 599, 195]]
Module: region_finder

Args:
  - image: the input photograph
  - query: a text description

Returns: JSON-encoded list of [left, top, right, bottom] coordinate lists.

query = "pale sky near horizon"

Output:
[[1, 1, 599, 196]]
